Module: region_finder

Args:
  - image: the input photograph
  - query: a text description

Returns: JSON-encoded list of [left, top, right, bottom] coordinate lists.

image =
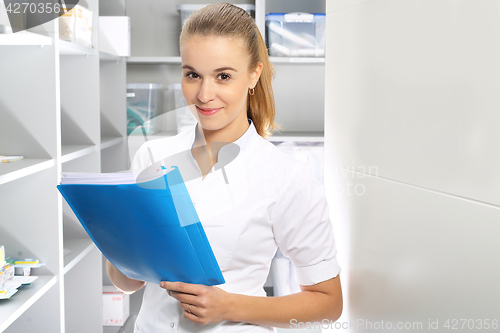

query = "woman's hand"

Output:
[[160, 281, 233, 325]]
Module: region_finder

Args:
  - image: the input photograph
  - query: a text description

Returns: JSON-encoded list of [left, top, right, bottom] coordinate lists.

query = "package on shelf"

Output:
[[176, 4, 255, 28], [59, 4, 93, 48], [168, 83, 197, 133], [103, 285, 130, 326], [99, 16, 130, 56], [0, 263, 14, 290], [0, 155, 24, 163], [127, 83, 165, 135], [265, 12, 326, 57]]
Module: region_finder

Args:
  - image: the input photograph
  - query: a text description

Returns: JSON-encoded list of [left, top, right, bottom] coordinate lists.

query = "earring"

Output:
[[249, 88, 255, 96]]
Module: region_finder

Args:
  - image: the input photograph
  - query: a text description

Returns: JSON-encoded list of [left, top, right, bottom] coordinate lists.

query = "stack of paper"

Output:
[[57, 166, 224, 286]]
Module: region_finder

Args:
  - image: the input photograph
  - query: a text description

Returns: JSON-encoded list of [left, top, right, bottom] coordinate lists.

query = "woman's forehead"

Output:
[[180, 35, 250, 70]]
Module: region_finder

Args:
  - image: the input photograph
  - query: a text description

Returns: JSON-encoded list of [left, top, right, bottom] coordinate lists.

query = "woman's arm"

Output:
[[163, 274, 342, 328], [228, 275, 342, 328], [106, 259, 146, 293]]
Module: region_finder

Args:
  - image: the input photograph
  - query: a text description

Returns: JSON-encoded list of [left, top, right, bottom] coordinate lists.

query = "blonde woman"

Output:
[[107, 3, 342, 332]]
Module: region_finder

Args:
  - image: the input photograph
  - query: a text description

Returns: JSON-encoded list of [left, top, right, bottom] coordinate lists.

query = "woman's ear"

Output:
[[250, 61, 264, 89]]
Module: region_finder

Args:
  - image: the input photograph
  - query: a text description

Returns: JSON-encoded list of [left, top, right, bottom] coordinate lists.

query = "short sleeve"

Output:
[[271, 162, 341, 286]]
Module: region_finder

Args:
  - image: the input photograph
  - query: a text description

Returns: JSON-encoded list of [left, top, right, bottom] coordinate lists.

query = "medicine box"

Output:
[[102, 286, 130, 326], [99, 17, 130, 56], [59, 4, 93, 48], [127, 83, 164, 135], [176, 4, 255, 28], [265, 12, 326, 57]]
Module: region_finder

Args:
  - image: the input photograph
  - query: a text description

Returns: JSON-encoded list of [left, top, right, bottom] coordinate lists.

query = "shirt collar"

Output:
[[188, 118, 258, 159]]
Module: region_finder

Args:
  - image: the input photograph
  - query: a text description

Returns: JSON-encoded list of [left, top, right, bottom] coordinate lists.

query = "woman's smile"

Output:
[[196, 105, 223, 116]]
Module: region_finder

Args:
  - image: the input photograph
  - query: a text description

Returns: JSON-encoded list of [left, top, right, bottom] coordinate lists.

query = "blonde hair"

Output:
[[179, 2, 281, 138]]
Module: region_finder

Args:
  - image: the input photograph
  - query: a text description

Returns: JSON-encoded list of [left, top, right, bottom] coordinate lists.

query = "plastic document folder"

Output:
[[57, 166, 225, 286]]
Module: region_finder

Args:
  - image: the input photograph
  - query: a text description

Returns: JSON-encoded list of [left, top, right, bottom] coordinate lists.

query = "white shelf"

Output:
[[0, 275, 58, 332], [61, 145, 99, 163], [270, 57, 325, 64], [268, 131, 324, 142], [0, 31, 53, 46], [99, 51, 123, 61], [59, 39, 97, 56], [0, 159, 55, 185], [64, 238, 96, 275], [101, 136, 125, 150], [127, 56, 181, 64]]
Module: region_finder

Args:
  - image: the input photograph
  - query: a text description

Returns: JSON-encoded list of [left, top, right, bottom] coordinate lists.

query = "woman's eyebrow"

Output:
[[181, 65, 237, 72], [214, 66, 238, 72]]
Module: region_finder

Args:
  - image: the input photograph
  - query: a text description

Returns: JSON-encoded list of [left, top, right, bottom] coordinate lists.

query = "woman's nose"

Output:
[[197, 80, 216, 104]]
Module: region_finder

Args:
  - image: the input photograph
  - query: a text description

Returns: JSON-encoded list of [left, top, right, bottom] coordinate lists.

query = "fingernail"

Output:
[[160, 282, 164, 288]]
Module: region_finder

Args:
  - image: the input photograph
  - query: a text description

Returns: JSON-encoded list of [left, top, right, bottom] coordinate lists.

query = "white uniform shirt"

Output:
[[130, 119, 341, 333]]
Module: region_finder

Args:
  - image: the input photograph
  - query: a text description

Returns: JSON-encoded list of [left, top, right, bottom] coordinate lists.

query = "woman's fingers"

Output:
[[168, 289, 199, 306]]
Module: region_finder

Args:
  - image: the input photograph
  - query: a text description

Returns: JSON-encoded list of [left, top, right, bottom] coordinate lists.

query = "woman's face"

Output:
[[180, 35, 262, 136]]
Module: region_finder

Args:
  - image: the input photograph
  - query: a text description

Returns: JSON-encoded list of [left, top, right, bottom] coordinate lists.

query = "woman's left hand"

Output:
[[160, 281, 233, 325]]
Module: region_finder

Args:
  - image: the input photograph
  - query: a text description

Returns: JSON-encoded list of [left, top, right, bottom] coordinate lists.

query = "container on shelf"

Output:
[[59, 4, 93, 48], [102, 285, 130, 326], [265, 12, 326, 57], [126, 83, 164, 135], [168, 83, 197, 134], [176, 4, 255, 27]]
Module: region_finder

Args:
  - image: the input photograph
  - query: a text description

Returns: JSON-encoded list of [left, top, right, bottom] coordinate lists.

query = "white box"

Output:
[[102, 286, 130, 326], [99, 17, 130, 56]]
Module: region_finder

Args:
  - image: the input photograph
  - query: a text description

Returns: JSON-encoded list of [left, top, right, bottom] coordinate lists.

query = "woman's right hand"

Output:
[[105, 259, 146, 293]]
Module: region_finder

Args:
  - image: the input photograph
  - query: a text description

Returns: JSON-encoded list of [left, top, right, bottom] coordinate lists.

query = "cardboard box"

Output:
[[99, 17, 130, 56], [102, 286, 130, 326], [59, 4, 93, 48]]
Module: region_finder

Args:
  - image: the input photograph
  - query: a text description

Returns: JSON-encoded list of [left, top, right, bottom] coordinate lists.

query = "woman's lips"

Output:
[[196, 105, 222, 116]]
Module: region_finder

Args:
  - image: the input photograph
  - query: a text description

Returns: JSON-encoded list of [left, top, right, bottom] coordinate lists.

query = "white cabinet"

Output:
[[0, 0, 127, 331]]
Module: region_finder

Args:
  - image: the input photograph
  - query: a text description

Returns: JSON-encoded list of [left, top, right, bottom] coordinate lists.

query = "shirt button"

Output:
[[171, 322, 174, 328]]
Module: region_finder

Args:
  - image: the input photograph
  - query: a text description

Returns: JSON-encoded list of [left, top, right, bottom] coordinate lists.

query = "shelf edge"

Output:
[[0, 275, 58, 332], [63, 241, 95, 275], [0, 159, 55, 186], [100, 137, 124, 150], [61, 145, 99, 164]]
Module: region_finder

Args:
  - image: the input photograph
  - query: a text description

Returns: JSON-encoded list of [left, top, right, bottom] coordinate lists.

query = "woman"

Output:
[[107, 3, 342, 332]]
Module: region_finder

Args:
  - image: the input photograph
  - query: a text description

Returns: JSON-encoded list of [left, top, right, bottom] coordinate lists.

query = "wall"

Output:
[[325, 0, 500, 331]]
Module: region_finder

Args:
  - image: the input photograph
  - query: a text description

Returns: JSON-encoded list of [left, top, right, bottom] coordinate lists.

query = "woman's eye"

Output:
[[218, 73, 231, 81], [185, 72, 199, 79]]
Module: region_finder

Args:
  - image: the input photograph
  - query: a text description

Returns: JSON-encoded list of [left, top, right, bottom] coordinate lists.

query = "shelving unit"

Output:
[[0, 0, 127, 331]]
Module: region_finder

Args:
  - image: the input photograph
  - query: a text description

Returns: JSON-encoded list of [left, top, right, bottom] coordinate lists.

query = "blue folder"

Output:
[[57, 166, 225, 286]]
